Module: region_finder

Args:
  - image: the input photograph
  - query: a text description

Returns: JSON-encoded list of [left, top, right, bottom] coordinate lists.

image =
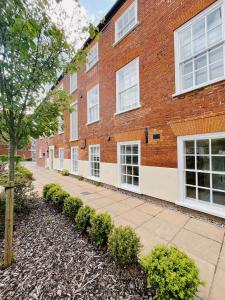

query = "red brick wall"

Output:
[[0, 145, 32, 160], [37, 0, 225, 169]]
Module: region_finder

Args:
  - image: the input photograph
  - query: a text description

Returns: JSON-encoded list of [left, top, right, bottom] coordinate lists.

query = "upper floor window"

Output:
[[58, 116, 64, 134], [70, 72, 77, 93], [116, 57, 140, 114], [70, 102, 78, 140], [86, 43, 98, 71], [115, 0, 138, 43], [87, 84, 99, 124], [174, 1, 225, 95]]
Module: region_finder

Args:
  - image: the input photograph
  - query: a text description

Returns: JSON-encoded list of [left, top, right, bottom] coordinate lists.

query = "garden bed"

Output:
[[0, 200, 150, 299]]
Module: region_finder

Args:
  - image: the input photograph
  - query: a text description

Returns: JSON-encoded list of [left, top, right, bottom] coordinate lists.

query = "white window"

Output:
[[58, 116, 64, 134], [71, 147, 78, 174], [70, 102, 78, 140], [86, 43, 98, 71], [39, 149, 42, 158], [70, 72, 77, 93], [118, 141, 140, 191], [115, 0, 138, 43], [59, 148, 64, 170], [116, 58, 140, 114], [174, 1, 225, 94], [178, 133, 225, 210], [89, 145, 100, 179], [87, 84, 100, 124]]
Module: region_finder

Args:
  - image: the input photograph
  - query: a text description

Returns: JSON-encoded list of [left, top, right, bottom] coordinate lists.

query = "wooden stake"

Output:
[[4, 182, 14, 267]]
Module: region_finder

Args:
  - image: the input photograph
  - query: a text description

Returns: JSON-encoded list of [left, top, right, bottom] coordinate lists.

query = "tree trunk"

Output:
[[4, 138, 15, 267]]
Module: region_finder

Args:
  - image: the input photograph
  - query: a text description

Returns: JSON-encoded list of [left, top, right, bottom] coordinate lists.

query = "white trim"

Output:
[[70, 72, 78, 94], [117, 140, 141, 193], [116, 57, 140, 114], [86, 43, 99, 72], [87, 84, 100, 124], [89, 144, 100, 181], [71, 146, 79, 175], [178, 131, 225, 216], [174, 0, 225, 95], [115, 0, 138, 43]]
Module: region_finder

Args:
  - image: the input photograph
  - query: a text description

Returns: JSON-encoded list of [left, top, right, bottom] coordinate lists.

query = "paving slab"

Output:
[[185, 218, 225, 243], [136, 202, 163, 216], [218, 243, 225, 271], [119, 197, 145, 208], [156, 209, 190, 227], [172, 229, 221, 265], [209, 268, 225, 300], [118, 208, 152, 227]]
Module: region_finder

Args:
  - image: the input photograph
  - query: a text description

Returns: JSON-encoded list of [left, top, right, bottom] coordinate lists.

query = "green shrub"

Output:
[[77, 175, 84, 181], [108, 226, 141, 266], [0, 155, 22, 163], [140, 245, 204, 300], [75, 205, 95, 233], [46, 184, 61, 202], [51, 189, 70, 211], [61, 168, 69, 176], [43, 183, 60, 199], [89, 212, 113, 246], [16, 164, 33, 180], [63, 196, 83, 219]]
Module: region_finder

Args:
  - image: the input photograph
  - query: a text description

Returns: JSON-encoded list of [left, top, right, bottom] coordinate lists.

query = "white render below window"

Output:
[[118, 141, 140, 191], [59, 148, 64, 170], [178, 133, 225, 209], [174, 1, 225, 94], [71, 147, 78, 174], [89, 145, 100, 179]]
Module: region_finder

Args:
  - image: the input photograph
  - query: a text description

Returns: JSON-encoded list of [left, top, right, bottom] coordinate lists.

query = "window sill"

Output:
[[173, 77, 225, 98], [58, 132, 64, 135], [113, 22, 140, 47], [70, 171, 78, 176], [176, 199, 225, 219], [88, 176, 100, 182], [114, 104, 141, 116], [70, 88, 78, 94], [86, 120, 100, 126], [86, 60, 99, 73], [118, 184, 141, 194], [70, 138, 79, 142]]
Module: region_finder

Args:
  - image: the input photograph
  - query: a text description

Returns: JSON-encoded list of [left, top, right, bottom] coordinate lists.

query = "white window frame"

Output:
[[71, 147, 79, 174], [87, 84, 100, 124], [117, 140, 141, 193], [70, 72, 77, 93], [70, 101, 78, 141], [178, 132, 225, 219], [116, 57, 140, 114], [115, 0, 138, 44], [59, 148, 64, 170], [89, 144, 100, 181], [174, 0, 225, 96], [86, 43, 99, 71]]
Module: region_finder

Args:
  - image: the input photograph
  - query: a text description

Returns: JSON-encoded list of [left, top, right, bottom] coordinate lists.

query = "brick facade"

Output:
[[37, 0, 225, 216]]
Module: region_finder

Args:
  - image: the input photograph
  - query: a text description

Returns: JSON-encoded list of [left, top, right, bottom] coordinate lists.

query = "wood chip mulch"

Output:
[[0, 201, 151, 300]]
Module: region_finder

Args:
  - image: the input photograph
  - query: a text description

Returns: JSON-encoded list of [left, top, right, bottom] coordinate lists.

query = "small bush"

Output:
[[77, 176, 84, 181], [51, 189, 70, 211], [61, 168, 69, 176], [16, 164, 33, 180], [63, 196, 83, 219], [108, 226, 141, 266], [89, 212, 113, 246], [140, 245, 204, 300], [46, 184, 61, 202], [43, 183, 60, 199], [75, 205, 95, 233]]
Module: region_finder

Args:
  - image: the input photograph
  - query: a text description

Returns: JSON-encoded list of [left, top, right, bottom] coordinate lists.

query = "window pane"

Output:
[[213, 174, 225, 191], [121, 174, 126, 184], [212, 157, 225, 172], [197, 156, 209, 171], [198, 172, 210, 188], [133, 166, 139, 176], [133, 176, 139, 186], [213, 191, 225, 206], [207, 8, 222, 31], [133, 155, 139, 165], [186, 156, 195, 169], [121, 165, 126, 174], [182, 73, 193, 90], [195, 68, 207, 85], [210, 60, 224, 80], [180, 28, 192, 59], [126, 145, 132, 154], [126, 156, 132, 164], [127, 166, 132, 175], [198, 188, 210, 202], [185, 141, 195, 154], [127, 176, 132, 185], [193, 19, 205, 54], [212, 138, 225, 154], [197, 140, 209, 154], [186, 186, 196, 199], [186, 171, 196, 185], [208, 25, 222, 46]]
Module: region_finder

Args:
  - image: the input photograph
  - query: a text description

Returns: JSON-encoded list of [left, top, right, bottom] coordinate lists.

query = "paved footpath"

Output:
[[27, 163, 225, 300]]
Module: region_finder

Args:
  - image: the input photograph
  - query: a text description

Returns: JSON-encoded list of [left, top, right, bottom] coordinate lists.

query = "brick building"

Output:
[[37, 0, 225, 218]]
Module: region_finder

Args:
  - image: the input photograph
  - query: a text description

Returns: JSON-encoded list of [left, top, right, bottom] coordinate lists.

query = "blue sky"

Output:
[[80, 0, 117, 21]]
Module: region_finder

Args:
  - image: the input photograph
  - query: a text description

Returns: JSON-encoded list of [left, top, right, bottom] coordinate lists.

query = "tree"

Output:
[[0, 0, 97, 267]]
